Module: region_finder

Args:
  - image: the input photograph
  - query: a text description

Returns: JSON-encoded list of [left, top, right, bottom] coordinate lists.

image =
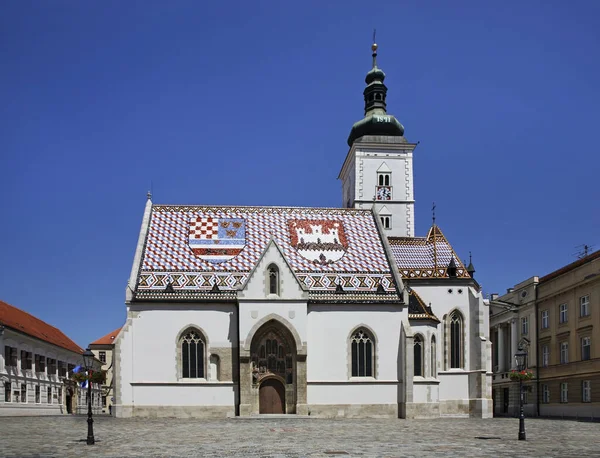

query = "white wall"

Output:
[[308, 383, 398, 405], [132, 383, 234, 406]]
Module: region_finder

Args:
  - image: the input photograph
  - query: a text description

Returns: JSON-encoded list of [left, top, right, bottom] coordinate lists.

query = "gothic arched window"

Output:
[[450, 312, 464, 369], [414, 334, 424, 376], [268, 264, 279, 295], [351, 328, 375, 377], [180, 328, 205, 378], [431, 335, 437, 377]]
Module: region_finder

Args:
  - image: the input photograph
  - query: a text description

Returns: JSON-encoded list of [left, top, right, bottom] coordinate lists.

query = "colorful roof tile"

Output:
[[388, 225, 470, 279], [135, 205, 400, 298], [407, 289, 440, 322], [0, 300, 83, 354]]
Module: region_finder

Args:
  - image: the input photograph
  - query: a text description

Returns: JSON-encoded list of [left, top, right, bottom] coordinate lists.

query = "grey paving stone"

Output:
[[0, 415, 599, 457]]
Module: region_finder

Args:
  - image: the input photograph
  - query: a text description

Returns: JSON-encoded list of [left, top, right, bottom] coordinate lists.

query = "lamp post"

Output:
[[515, 348, 527, 441], [82, 348, 95, 445]]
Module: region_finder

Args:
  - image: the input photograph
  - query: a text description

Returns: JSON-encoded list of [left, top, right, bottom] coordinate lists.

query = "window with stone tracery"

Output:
[[350, 328, 374, 377], [180, 329, 205, 379], [414, 334, 423, 376], [449, 311, 464, 369], [251, 330, 292, 384]]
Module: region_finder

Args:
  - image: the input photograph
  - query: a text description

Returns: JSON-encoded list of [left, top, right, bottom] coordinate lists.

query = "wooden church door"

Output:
[[259, 378, 285, 414]]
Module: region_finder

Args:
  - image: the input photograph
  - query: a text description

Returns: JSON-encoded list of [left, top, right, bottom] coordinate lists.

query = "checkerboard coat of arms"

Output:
[[288, 219, 348, 265], [188, 217, 246, 263]]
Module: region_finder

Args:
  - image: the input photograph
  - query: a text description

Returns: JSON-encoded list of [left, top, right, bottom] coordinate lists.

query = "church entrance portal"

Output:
[[259, 378, 285, 414], [248, 320, 297, 414]]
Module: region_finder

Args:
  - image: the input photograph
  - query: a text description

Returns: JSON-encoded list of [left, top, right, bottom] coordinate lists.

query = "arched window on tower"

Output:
[[414, 334, 424, 376], [450, 311, 464, 369], [380, 215, 391, 230], [268, 264, 279, 296], [180, 328, 206, 378], [350, 328, 375, 377]]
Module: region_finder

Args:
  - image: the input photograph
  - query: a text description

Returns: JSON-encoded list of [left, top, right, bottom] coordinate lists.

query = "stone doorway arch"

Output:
[[240, 316, 306, 415]]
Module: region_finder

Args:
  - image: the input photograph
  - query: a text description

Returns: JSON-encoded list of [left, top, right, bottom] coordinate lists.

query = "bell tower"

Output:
[[338, 40, 417, 237]]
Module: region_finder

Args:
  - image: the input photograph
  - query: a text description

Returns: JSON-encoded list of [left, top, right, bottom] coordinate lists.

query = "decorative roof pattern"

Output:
[[388, 225, 471, 279], [407, 289, 440, 322], [0, 300, 83, 354], [137, 205, 398, 295]]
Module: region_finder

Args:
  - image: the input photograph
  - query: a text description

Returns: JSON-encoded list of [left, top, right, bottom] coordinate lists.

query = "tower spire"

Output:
[[372, 29, 378, 69]]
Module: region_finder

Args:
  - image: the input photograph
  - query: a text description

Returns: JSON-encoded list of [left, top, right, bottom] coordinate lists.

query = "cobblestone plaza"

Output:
[[1, 415, 599, 457]]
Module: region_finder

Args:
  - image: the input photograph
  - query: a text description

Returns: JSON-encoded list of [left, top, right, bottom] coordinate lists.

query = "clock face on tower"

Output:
[[376, 186, 392, 200]]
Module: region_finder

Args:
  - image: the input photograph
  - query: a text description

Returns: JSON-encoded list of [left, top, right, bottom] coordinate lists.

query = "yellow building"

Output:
[[89, 326, 122, 414], [537, 250, 599, 418]]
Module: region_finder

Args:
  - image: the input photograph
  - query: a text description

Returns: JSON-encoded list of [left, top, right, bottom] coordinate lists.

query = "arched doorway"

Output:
[[250, 320, 296, 414], [259, 378, 285, 414]]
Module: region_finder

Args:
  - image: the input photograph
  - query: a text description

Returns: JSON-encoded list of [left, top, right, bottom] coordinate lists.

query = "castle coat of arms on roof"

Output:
[[288, 219, 348, 265], [188, 217, 246, 263]]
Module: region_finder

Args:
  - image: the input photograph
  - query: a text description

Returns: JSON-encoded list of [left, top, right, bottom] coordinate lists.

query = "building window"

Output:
[[582, 380, 591, 403], [541, 310, 549, 329], [267, 264, 279, 296], [35, 355, 46, 372], [35, 385, 40, 403], [581, 336, 591, 361], [559, 303, 568, 324], [351, 328, 374, 377], [4, 382, 10, 402], [20, 351, 32, 370], [99, 351, 106, 363], [580, 295, 590, 317], [431, 336, 437, 378], [560, 382, 568, 403], [20, 383, 26, 403], [542, 384, 550, 404], [47, 387, 52, 404], [414, 335, 423, 377], [380, 215, 391, 229], [58, 361, 66, 377], [377, 172, 391, 186], [4, 346, 17, 367], [542, 345, 549, 367], [57, 387, 62, 404], [181, 329, 205, 379], [47, 358, 56, 375], [102, 395, 107, 407], [521, 317, 528, 335], [450, 311, 463, 369], [560, 342, 569, 364]]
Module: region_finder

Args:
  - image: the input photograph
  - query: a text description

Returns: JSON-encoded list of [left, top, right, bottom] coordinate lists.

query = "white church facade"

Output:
[[113, 43, 492, 419]]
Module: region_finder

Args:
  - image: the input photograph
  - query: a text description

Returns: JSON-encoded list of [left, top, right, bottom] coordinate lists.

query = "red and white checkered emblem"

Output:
[[189, 217, 218, 240]]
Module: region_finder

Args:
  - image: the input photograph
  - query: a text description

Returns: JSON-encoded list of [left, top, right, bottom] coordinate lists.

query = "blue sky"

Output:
[[1, 1, 598, 348]]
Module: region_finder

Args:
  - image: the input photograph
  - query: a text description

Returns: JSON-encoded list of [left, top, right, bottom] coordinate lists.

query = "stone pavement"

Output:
[[1, 415, 599, 457]]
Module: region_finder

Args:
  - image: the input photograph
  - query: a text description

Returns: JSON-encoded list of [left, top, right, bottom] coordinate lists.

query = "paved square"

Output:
[[1, 415, 598, 457]]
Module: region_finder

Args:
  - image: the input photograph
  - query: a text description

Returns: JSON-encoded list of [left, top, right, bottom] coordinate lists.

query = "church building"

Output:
[[113, 43, 492, 419]]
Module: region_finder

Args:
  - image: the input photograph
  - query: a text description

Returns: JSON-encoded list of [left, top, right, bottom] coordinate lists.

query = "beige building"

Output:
[[89, 326, 121, 414], [537, 250, 599, 418], [490, 250, 599, 419]]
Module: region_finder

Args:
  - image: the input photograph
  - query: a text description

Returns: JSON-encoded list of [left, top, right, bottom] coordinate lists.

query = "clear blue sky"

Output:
[[1, 1, 598, 349]]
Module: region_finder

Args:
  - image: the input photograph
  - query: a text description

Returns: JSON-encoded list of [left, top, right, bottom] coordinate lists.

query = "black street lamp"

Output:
[[515, 348, 528, 441], [82, 348, 95, 445]]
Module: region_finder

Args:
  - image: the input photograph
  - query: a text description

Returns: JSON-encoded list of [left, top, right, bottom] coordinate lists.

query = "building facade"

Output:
[[114, 43, 492, 419], [0, 300, 102, 416], [90, 326, 122, 414], [537, 250, 600, 418], [490, 250, 599, 419]]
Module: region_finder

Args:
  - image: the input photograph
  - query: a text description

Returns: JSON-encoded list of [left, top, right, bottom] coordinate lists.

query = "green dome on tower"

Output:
[[347, 42, 405, 146]]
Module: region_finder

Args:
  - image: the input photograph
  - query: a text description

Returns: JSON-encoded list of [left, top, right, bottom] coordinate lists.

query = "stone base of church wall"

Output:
[[306, 403, 397, 418], [438, 399, 471, 417], [113, 404, 234, 418], [400, 402, 440, 419], [469, 398, 493, 418]]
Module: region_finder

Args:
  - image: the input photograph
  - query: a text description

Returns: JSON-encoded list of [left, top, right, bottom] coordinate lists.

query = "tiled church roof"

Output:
[[0, 300, 83, 354], [388, 225, 471, 279], [135, 205, 402, 300]]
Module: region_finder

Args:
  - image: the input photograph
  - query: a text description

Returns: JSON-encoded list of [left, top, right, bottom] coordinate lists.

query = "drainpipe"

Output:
[[535, 285, 540, 417]]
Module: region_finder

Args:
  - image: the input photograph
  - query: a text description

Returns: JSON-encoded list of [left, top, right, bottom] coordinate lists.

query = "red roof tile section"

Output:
[[0, 300, 83, 354], [90, 326, 122, 345]]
